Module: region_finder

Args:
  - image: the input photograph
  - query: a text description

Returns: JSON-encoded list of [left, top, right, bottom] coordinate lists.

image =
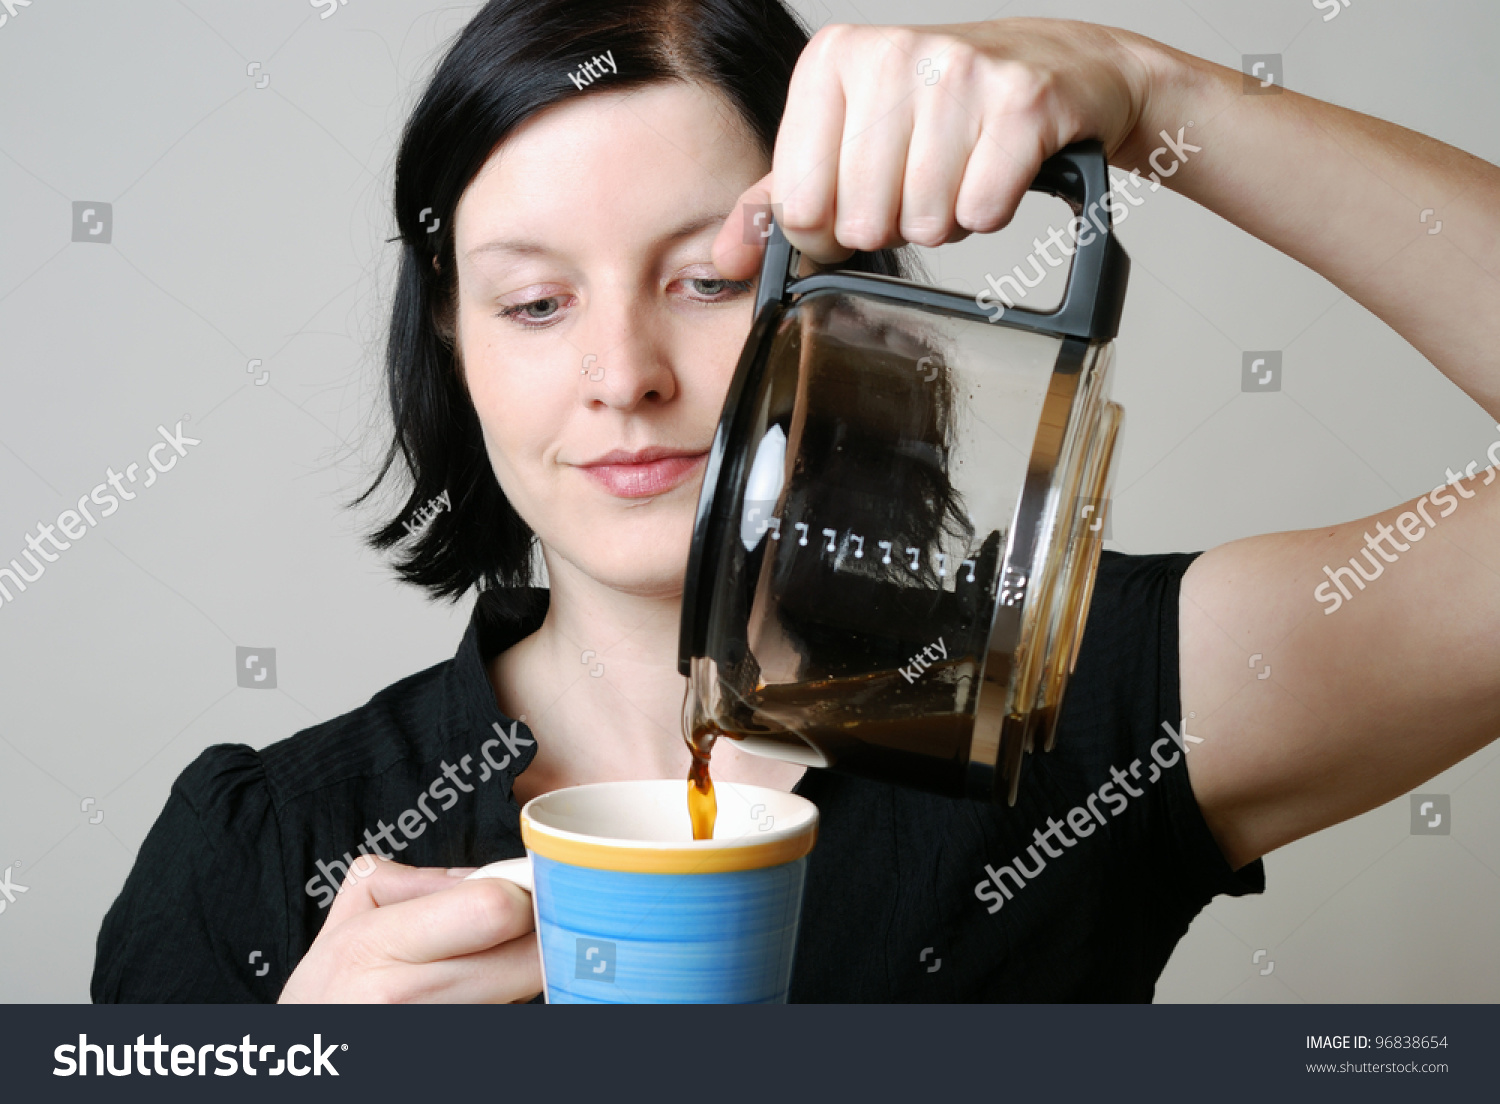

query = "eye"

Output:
[[685, 277, 754, 300], [497, 296, 566, 326], [494, 278, 753, 328]]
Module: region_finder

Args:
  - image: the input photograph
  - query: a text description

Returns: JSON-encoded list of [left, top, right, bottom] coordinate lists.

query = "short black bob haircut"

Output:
[[355, 0, 921, 625]]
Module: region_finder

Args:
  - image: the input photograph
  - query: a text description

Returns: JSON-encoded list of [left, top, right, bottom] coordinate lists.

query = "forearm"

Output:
[[1109, 31, 1500, 417]]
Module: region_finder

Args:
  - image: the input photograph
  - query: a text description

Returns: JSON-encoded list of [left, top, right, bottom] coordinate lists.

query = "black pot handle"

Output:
[[754, 139, 1129, 342]]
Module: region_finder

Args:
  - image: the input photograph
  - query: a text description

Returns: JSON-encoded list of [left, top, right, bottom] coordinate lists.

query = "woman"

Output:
[[92, 0, 1500, 1002]]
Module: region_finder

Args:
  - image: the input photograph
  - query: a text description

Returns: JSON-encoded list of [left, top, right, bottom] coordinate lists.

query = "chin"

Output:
[[592, 556, 693, 599], [565, 511, 696, 597]]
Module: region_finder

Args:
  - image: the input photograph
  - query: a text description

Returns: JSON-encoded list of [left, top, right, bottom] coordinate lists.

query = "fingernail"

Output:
[[446, 866, 477, 877]]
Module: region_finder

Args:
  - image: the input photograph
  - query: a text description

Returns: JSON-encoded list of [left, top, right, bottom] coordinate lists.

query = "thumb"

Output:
[[713, 169, 858, 282], [711, 170, 776, 282]]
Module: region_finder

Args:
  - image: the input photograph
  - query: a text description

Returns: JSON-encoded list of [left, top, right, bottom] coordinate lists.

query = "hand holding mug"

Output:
[[278, 855, 542, 1004]]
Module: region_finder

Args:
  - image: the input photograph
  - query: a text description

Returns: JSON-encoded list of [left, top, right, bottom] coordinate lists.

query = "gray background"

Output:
[[1, 0, 1496, 1002]]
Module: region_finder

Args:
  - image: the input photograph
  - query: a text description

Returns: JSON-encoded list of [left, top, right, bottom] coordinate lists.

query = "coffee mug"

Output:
[[467, 779, 818, 1003]]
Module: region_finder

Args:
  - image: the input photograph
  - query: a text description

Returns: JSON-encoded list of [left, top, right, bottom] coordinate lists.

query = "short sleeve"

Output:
[[1076, 551, 1264, 919], [91, 744, 288, 1003], [1140, 551, 1264, 900]]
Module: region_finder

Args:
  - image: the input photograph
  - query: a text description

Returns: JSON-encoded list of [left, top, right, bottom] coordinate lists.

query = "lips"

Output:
[[577, 448, 709, 499]]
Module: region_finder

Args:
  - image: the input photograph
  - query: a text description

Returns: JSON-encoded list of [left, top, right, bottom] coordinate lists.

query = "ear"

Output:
[[431, 288, 457, 353]]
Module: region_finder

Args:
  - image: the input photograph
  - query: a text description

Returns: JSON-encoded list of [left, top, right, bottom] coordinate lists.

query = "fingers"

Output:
[[282, 865, 538, 1004], [955, 58, 1068, 235], [711, 171, 774, 282], [900, 57, 984, 246], [323, 857, 536, 962], [773, 26, 855, 264], [367, 877, 536, 965], [954, 125, 1043, 236], [323, 855, 470, 928], [830, 68, 912, 254], [715, 23, 1082, 282], [397, 931, 544, 1005]]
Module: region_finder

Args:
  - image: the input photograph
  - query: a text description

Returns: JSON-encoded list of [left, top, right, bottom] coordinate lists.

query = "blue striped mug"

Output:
[[467, 779, 818, 1003]]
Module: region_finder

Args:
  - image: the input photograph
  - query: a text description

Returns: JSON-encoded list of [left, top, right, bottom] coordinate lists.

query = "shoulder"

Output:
[[93, 741, 285, 1002], [252, 655, 455, 806], [164, 652, 454, 819], [92, 655, 461, 1003], [169, 740, 271, 820]]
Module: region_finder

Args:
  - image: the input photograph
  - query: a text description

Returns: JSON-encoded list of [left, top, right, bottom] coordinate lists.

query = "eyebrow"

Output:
[[464, 210, 732, 261]]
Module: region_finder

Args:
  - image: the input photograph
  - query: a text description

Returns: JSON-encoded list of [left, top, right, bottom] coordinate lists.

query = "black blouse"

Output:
[[92, 549, 1263, 1002]]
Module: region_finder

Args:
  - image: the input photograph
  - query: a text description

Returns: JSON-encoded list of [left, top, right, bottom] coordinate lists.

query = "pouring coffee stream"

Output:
[[685, 715, 719, 841], [682, 140, 1129, 827]]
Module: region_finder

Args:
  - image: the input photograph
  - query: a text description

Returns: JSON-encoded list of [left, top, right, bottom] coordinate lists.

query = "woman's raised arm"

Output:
[[711, 16, 1500, 872], [1110, 26, 1500, 415], [1104, 30, 1500, 870]]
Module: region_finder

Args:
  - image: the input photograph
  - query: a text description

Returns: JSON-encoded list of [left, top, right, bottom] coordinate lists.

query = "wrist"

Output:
[[1103, 29, 1209, 172]]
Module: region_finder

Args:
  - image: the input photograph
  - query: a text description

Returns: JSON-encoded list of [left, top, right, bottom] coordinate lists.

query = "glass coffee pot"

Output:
[[678, 140, 1130, 805]]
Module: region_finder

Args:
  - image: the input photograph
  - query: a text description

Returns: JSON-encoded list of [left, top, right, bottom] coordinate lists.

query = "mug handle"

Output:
[[463, 856, 533, 893]]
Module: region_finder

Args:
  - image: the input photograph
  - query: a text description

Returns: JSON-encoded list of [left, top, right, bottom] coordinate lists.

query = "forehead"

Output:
[[455, 81, 765, 253]]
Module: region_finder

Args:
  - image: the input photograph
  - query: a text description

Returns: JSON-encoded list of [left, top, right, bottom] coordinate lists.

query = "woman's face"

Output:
[[452, 81, 767, 599]]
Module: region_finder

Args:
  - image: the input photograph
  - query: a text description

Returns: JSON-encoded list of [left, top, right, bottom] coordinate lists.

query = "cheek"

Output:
[[461, 340, 565, 492], [687, 306, 755, 406]]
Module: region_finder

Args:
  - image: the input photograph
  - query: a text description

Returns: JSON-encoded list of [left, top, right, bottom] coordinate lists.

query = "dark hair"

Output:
[[353, 0, 923, 623]]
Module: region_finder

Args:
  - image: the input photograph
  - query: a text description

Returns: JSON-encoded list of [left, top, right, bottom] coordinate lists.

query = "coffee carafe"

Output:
[[678, 141, 1130, 804]]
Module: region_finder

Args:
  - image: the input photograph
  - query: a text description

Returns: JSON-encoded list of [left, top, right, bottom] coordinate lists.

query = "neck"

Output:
[[496, 547, 691, 787]]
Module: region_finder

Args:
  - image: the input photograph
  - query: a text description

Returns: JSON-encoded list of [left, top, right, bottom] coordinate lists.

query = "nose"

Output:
[[579, 295, 678, 410]]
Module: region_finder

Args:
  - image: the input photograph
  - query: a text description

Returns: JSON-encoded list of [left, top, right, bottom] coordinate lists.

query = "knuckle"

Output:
[[467, 881, 528, 935], [887, 26, 922, 58], [835, 215, 890, 252], [809, 22, 853, 58], [875, 29, 919, 71], [957, 206, 1006, 235], [940, 40, 980, 83], [901, 215, 950, 247], [343, 853, 386, 887], [994, 63, 1056, 118], [778, 190, 824, 231], [365, 973, 409, 1005], [955, 178, 1015, 233], [957, 205, 997, 233]]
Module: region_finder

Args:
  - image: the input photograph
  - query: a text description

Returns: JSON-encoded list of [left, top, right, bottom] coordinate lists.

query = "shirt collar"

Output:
[[439, 587, 550, 802]]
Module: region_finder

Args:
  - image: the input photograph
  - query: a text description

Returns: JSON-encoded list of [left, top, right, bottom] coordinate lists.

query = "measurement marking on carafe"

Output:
[[747, 515, 990, 585]]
